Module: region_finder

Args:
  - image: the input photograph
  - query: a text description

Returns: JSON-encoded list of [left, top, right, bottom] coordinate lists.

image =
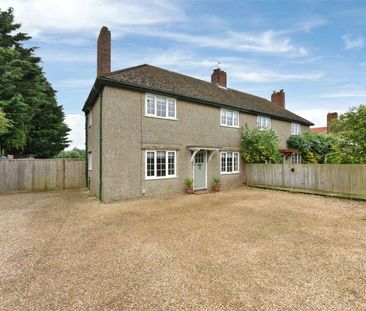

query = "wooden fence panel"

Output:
[[246, 164, 366, 197], [0, 159, 85, 193], [64, 160, 85, 189]]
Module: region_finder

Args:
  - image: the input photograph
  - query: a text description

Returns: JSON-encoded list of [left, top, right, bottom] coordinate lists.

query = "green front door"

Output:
[[194, 151, 207, 190]]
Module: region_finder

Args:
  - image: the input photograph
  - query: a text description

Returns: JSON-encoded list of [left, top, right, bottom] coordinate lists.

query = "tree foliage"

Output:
[[240, 125, 281, 163], [0, 8, 70, 157], [55, 148, 86, 159], [331, 105, 366, 163], [287, 132, 340, 164], [0, 109, 11, 135]]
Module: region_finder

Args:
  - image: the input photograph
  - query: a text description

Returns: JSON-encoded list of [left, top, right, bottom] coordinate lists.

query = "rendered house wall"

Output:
[[93, 86, 309, 202]]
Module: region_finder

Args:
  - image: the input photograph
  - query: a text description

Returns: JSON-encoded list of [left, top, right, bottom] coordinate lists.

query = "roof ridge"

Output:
[[132, 64, 275, 104], [106, 64, 149, 77]]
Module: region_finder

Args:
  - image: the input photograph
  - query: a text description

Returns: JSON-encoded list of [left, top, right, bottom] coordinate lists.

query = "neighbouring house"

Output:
[[83, 27, 313, 202], [310, 112, 338, 134]]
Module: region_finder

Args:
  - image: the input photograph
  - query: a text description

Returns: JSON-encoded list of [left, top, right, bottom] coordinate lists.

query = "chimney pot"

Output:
[[97, 26, 111, 76], [211, 68, 227, 87], [271, 89, 285, 108]]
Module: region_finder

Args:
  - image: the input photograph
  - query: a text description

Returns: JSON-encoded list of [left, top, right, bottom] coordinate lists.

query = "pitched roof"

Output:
[[310, 126, 328, 134], [85, 64, 312, 125]]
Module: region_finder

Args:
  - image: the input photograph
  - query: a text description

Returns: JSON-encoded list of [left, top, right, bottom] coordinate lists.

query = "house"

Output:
[[310, 112, 338, 134], [83, 27, 313, 202]]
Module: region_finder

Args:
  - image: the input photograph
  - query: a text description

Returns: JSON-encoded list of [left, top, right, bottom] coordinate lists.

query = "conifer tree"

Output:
[[0, 8, 70, 157]]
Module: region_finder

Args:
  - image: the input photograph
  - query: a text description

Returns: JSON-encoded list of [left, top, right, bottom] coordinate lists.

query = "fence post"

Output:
[[62, 159, 66, 190]]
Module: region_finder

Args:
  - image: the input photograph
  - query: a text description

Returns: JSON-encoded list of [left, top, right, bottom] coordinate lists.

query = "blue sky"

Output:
[[3, 0, 366, 148]]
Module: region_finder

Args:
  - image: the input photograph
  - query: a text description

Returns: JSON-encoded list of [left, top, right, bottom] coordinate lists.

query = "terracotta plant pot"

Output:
[[185, 187, 194, 194], [212, 184, 221, 192]]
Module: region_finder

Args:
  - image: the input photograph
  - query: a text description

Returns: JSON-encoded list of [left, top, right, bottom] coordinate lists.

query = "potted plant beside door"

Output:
[[184, 178, 194, 194], [212, 177, 221, 192]]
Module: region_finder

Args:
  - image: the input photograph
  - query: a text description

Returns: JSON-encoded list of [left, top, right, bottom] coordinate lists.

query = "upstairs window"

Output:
[[145, 94, 176, 120], [257, 116, 271, 130], [291, 123, 301, 135], [220, 108, 239, 127]]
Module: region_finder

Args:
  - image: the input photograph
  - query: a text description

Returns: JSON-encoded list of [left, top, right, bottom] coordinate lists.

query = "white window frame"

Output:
[[88, 152, 92, 171], [291, 153, 301, 164], [257, 116, 271, 131], [220, 108, 239, 128], [291, 123, 301, 135], [88, 110, 92, 127], [145, 150, 177, 180], [145, 94, 177, 120], [220, 151, 240, 174]]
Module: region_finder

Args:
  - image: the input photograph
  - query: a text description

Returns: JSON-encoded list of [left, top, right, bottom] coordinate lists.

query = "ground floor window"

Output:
[[291, 153, 301, 164], [220, 151, 239, 174], [145, 150, 176, 179]]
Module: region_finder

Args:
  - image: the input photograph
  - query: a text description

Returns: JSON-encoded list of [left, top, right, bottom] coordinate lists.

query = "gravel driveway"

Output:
[[1, 187, 365, 310]]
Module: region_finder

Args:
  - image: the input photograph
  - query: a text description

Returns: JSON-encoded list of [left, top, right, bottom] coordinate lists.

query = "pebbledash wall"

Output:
[[87, 86, 309, 202]]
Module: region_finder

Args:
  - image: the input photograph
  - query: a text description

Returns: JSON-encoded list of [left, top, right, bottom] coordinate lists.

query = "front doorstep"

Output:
[[193, 189, 209, 195]]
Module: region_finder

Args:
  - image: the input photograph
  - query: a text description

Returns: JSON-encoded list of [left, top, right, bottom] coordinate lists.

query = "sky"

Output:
[[3, 0, 366, 149]]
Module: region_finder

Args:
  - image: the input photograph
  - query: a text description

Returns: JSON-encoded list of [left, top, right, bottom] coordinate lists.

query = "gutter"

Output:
[[83, 77, 313, 126]]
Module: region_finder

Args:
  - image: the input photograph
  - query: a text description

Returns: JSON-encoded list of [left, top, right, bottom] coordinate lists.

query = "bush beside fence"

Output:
[[0, 159, 85, 193], [245, 164, 366, 198]]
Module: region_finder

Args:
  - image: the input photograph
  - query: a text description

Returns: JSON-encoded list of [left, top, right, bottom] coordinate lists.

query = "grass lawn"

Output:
[[0, 187, 365, 310]]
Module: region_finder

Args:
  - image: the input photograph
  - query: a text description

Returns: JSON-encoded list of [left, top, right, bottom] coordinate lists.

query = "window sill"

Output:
[[220, 124, 239, 128], [145, 115, 177, 121], [220, 172, 240, 175], [145, 175, 177, 181]]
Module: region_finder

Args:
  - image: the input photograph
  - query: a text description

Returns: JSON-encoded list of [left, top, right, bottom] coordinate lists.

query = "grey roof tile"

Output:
[[102, 64, 312, 125]]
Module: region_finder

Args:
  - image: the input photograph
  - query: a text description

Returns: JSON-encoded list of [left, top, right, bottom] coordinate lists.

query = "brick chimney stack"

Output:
[[327, 112, 338, 133], [271, 89, 285, 108], [97, 26, 111, 76], [211, 68, 227, 87]]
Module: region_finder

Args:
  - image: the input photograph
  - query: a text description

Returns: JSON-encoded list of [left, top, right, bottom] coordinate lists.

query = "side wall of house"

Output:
[[86, 95, 100, 198], [98, 86, 309, 201], [102, 86, 143, 201]]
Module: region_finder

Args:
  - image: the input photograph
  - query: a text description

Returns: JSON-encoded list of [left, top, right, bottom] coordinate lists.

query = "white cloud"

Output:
[[230, 68, 324, 83], [342, 34, 365, 49], [3, 0, 311, 57], [320, 91, 366, 98], [55, 79, 95, 89], [3, 0, 185, 38], [132, 49, 325, 83], [123, 27, 308, 56], [297, 18, 328, 33], [65, 114, 85, 150], [294, 108, 346, 127]]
